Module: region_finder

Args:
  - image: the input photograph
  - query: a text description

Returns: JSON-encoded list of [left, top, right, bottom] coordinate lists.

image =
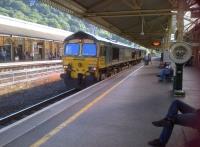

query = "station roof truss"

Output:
[[184, 1, 200, 44], [40, 0, 199, 49]]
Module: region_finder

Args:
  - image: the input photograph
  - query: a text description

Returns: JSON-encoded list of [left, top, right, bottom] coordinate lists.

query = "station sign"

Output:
[[169, 42, 192, 64]]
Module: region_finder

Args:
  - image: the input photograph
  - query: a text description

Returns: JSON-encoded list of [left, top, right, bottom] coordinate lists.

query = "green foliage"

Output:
[[0, 0, 133, 45]]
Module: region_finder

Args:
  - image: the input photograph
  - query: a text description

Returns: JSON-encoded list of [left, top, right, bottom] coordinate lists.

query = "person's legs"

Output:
[[159, 113, 198, 145], [159, 124, 174, 145], [159, 69, 165, 81], [166, 100, 196, 118], [175, 113, 199, 128], [152, 100, 196, 127], [149, 101, 197, 146]]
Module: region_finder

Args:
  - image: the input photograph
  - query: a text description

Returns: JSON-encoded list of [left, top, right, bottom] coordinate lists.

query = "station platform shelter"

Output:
[[0, 61, 199, 147], [0, 0, 199, 147], [0, 15, 72, 63]]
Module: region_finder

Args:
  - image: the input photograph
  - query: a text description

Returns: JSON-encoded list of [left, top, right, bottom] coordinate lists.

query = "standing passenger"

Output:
[[0, 47, 3, 62], [2, 49, 6, 62], [144, 54, 149, 65], [30, 52, 34, 61], [148, 53, 152, 64]]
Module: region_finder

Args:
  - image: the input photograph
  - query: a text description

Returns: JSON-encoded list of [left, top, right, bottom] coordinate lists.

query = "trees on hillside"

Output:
[[0, 0, 132, 45]]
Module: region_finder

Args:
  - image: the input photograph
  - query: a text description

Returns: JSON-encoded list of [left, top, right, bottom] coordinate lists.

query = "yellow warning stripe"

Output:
[[30, 66, 143, 147]]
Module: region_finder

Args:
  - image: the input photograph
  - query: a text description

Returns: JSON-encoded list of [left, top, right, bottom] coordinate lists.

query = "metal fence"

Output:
[[0, 65, 64, 88]]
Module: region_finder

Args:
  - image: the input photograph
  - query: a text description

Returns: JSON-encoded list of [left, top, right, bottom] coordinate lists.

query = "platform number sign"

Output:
[[169, 42, 192, 64]]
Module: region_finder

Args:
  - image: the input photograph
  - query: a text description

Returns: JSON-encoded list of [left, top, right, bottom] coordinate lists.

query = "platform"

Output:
[[0, 62, 199, 147], [0, 60, 62, 69], [0, 60, 63, 96]]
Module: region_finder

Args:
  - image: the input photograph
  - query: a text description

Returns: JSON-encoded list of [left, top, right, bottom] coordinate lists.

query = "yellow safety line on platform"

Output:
[[30, 65, 143, 147]]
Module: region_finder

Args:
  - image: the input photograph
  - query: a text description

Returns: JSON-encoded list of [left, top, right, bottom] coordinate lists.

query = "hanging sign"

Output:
[[169, 42, 192, 64], [152, 41, 161, 46]]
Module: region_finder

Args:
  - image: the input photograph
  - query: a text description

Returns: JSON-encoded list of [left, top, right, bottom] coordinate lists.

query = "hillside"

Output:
[[0, 0, 132, 45]]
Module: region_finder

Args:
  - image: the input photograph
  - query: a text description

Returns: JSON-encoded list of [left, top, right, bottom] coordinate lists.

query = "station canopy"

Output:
[[40, 0, 199, 49], [0, 15, 72, 41]]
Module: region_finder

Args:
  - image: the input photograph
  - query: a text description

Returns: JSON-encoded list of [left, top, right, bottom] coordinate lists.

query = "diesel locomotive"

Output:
[[61, 31, 144, 88]]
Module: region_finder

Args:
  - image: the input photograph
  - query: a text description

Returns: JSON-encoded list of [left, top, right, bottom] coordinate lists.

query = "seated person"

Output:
[[157, 65, 173, 81], [148, 100, 200, 147]]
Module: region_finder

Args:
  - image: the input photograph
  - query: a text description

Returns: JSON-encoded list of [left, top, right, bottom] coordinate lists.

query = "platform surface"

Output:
[[0, 62, 199, 147], [0, 60, 62, 68]]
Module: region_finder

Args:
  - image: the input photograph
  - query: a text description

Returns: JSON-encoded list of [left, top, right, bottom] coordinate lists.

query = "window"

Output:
[[82, 43, 97, 56], [100, 46, 106, 56], [64, 43, 80, 56], [112, 47, 119, 60]]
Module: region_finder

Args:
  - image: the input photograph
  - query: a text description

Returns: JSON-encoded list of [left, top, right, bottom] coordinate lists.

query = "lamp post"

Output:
[[169, 0, 193, 96], [174, 0, 185, 96], [170, 42, 192, 96]]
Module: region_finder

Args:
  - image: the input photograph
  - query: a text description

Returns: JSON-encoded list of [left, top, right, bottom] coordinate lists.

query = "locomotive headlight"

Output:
[[63, 65, 68, 69], [89, 67, 97, 72]]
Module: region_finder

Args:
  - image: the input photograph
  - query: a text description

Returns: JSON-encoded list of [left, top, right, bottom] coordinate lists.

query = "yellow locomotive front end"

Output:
[[62, 37, 99, 88]]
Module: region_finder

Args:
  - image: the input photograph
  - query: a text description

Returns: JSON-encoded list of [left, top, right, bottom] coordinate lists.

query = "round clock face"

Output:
[[169, 42, 192, 64]]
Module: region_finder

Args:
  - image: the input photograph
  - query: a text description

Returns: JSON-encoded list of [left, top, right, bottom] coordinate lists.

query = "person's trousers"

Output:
[[159, 100, 198, 144]]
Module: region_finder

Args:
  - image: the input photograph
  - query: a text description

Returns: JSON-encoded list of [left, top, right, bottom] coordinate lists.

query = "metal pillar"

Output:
[[174, 0, 185, 96]]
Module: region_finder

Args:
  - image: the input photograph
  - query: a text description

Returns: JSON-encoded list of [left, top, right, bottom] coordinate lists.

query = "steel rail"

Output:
[[0, 88, 78, 126]]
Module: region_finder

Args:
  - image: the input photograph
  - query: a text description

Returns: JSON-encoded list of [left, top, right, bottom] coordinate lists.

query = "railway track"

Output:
[[0, 64, 140, 128], [0, 88, 79, 127]]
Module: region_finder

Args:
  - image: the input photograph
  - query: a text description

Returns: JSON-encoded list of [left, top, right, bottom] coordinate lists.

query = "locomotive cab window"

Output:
[[82, 43, 97, 57], [64, 43, 80, 56]]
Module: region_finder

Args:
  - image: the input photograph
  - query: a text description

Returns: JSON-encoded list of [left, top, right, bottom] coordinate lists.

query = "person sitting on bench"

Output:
[[157, 65, 173, 81], [148, 100, 200, 147]]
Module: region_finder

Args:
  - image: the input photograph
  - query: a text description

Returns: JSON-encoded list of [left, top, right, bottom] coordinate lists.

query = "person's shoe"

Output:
[[152, 119, 172, 127], [148, 139, 165, 147]]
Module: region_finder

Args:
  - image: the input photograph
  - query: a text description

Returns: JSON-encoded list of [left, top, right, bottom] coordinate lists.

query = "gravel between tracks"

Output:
[[0, 77, 70, 118]]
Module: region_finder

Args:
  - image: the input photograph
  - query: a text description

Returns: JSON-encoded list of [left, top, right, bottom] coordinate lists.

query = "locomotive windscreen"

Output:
[[64, 43, 80, 56], [82, 43, 97, 56]]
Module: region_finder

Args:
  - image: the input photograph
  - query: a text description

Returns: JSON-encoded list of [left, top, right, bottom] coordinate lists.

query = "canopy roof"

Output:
[[0, 15, 72, 41], [41, 0, 199, 48]]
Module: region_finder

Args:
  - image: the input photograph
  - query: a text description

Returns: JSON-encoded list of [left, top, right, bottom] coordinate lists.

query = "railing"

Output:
[[0, 60, 62, 72], [0, 65, 64, 88]]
